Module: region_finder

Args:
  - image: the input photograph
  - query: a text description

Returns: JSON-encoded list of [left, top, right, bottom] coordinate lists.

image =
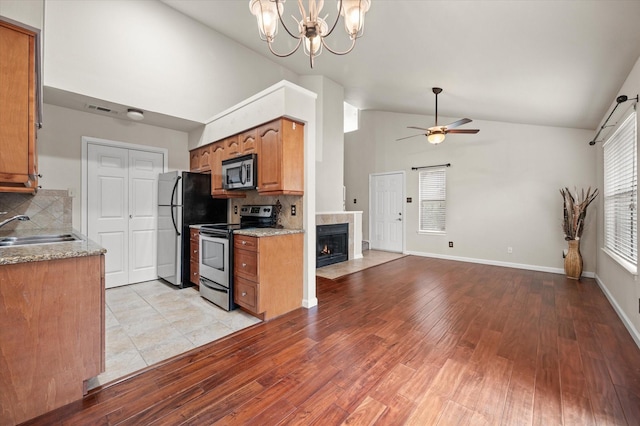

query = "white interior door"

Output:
[[88, 144, 129, 287], [128, 150, 163, 283], [370, 172, 404, 252], [87, 143, 164, 288]]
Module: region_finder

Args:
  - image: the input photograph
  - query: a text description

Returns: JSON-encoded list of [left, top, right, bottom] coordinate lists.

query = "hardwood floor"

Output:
[[23, 256, 640, 425]]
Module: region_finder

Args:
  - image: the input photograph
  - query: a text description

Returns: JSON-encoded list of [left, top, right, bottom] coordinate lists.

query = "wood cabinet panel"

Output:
[[189, 146, 212, 173], [189, 149, 200, 172], [198, 146, 211, 172], [0, 20, 38, 193], [239, 129, 257, 155], [189, 228, 200, 285], [256, 118, 304, 195], [234, 276, 258, 311], [0, 255, 105, 425], [233, 233, 303, 320], [234, 248, 258, 281]]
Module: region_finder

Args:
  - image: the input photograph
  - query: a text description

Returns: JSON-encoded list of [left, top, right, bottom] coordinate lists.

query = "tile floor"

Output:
[[87, 280, 261, 390], [88, 250, 404, 390], [315, 249, 406, 280]]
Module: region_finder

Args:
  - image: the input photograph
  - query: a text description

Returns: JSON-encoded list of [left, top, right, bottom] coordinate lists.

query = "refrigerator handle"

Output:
[[171, 205, 180, 236], [171, 175, 181, 206], [170, 175, 181, 236]]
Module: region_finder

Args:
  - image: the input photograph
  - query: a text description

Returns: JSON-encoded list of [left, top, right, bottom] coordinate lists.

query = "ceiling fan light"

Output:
[[427, 132, 445, 145], [249, 0, 283, 40]]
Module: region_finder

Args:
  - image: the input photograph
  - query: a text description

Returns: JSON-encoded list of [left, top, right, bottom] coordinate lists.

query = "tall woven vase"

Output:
[[564, 239, 583, 280]]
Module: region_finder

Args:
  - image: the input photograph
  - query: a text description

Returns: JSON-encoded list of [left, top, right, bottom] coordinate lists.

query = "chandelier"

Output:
[[249, 0, 371, 68]]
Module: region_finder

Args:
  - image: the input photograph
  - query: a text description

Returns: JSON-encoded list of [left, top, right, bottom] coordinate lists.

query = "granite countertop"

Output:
[[233, 228, 304, 238], [0, 228, 106, 266]]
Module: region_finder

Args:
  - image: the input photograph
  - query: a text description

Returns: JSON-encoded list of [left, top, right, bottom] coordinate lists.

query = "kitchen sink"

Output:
[[0, 233, 83, 247]]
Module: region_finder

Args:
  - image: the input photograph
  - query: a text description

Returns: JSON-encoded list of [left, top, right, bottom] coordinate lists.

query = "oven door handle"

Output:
[[200, 276, 228, 292]]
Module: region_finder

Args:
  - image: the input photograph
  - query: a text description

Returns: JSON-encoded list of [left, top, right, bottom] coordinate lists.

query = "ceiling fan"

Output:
[[397, 87, 480, 144]]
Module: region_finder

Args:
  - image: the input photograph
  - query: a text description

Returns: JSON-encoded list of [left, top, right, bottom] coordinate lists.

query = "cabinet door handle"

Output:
[[242, 241, 247, 245], [242, 263, 247, 267], [242, 292, 247, 297]]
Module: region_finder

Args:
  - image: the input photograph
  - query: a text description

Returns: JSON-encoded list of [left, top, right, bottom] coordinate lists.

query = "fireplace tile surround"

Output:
[[316, 211, 362, 262]]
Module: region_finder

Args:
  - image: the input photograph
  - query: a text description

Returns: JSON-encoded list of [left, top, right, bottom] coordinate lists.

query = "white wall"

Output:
[[0, 0, 43, 29], [345, 110, 597, 274], [594, 55, 640, 346], [300, 76, 345, 212], [37, 103, 190, 228], [42, 0, 298, 123]]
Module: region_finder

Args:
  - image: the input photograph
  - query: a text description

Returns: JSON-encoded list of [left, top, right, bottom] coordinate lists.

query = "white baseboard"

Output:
[[302, 297, 318, 309], [594, 274, 640, 349], [404, 250, 595, 278]]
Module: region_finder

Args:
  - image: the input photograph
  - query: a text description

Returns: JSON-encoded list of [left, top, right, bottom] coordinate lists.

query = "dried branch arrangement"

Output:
[[560, 187, 599, 241]]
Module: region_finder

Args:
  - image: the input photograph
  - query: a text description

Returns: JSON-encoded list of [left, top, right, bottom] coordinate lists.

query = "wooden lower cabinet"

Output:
[[190, 228, 200, 285], [233, 233, 303, 320], [0, 254, 105, 425]]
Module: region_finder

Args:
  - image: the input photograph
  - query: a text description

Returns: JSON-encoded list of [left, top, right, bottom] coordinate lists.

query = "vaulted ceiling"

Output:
[[162, 0, 640, 132]]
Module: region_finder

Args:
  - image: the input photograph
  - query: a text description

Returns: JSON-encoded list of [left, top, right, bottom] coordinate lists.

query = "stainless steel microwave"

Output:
[[222, 153, 257, 190]]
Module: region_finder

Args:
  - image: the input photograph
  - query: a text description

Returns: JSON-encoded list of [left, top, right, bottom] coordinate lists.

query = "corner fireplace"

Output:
[[316, 223, 349, 268]]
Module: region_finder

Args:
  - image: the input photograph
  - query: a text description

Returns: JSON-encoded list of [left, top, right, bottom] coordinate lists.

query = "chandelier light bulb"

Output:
[[250, 0, 282, 39], [341, 0, 370, 35]]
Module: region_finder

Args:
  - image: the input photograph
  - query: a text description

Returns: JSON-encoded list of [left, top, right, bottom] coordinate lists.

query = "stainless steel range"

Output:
[[198, 205, 277, 310]]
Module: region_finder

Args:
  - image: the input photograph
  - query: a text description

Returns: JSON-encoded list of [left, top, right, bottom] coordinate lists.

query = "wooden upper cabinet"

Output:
[[0, 20, 38, 193], [189, 145, 212, 173], [198, 145, 211, 172], [239, 129, 257, 155], [189, 149, 200, 172], [256, 118, 304, 195], [224, 135, 242, 159]]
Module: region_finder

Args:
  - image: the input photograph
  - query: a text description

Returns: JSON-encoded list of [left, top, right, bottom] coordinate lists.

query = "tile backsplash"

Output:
[[0, 189, 72, 231], [229, 193, 303, 229]]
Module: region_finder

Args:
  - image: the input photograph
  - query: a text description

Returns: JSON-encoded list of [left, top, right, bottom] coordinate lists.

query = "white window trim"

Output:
[[418, 167, 447, 234], [602, 109, 637, 273], [602, 247, 638, 276]]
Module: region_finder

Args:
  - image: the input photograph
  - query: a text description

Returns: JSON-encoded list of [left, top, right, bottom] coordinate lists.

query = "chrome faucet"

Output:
[[0, 213, 30, 229]]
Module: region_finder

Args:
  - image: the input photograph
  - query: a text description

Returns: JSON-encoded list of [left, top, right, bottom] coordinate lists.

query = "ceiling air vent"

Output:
[[85, 104, 120, 115]]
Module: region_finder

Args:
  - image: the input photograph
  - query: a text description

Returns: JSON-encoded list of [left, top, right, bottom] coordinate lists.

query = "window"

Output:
[[419, 167, 446, 233], [603, 111, 637, 272]]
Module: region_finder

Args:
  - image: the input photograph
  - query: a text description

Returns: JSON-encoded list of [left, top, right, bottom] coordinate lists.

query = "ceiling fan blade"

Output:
[[396, 134, 425, 141], [446, 129, 480, 134], [444, 118, 472, 129], [408, 126, 431, 131]]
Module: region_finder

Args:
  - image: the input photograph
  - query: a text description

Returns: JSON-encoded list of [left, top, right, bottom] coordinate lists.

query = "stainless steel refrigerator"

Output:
[[157, 171, 227, 287]]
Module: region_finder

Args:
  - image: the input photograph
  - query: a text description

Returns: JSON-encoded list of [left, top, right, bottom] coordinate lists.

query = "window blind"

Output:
[[603, 111, 637, 267], [419, 168, 446, 232]]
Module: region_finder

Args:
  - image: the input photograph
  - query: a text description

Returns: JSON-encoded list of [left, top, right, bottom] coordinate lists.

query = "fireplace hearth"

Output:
[[316, 223, 349, 268]]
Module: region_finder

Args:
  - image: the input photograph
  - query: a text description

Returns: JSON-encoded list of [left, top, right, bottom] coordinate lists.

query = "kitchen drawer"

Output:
[[234, 235, 257, 251], [234, 277, 258, 312], [234, 248, 258, 281], [189, 260, 199, 285]]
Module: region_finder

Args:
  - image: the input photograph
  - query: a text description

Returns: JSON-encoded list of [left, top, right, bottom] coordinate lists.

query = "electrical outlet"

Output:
[[449, 241, 453, 248], [234, 205, 238, 214], [291, 205, 296, 216], [507, 247, 513, 254], [353, 198, 357, 204]]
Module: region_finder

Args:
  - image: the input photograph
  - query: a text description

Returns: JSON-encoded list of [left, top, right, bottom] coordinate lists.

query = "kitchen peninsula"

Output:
[[0, 230, 106, 425]]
